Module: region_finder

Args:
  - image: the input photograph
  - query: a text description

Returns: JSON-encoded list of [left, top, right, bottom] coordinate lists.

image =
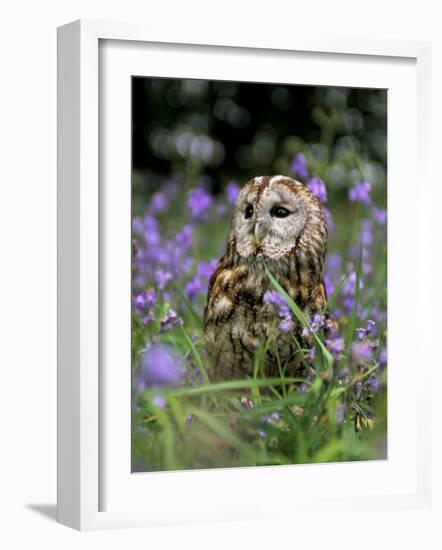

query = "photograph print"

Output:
[[131, 77, 387, 472]]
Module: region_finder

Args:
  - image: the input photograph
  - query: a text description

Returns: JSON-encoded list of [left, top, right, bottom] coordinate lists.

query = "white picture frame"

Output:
[[57, 19, 433, 531]]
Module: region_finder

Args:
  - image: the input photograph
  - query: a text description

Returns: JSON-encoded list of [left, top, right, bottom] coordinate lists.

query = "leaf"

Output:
[[188, 407, 254, 459], [174, 286, 204, 332], [167, 377, 305, 397], [265, 264, 333, 371], [323, 275, 347, 314], [180, 325, 211, 384]]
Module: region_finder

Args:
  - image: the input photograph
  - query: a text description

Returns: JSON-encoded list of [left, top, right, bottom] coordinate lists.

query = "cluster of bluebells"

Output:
[[135, 344, 184, 393], [263, 290, 295, 332], [132, 149, 387, 406], [132, 177, 245, 393], [184, 259, 218, 301], [288, 153, 387, 408], [349, 180, 372, 205]]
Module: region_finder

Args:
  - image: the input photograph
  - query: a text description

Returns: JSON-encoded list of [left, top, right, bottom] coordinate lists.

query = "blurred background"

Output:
[[132, 77, 387, 214]]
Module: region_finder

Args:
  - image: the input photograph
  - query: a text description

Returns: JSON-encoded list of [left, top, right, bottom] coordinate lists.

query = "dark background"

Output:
[[132, 77, 387, 198]]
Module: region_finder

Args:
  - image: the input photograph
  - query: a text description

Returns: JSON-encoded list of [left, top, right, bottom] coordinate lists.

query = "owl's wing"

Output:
[[203, 255, 234, 326]]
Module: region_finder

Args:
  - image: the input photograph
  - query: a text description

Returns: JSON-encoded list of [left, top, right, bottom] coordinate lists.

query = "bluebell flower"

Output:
[[372, 206, 387, 225], [197, 259, 218, 280], [160, 309, 182, 333], [148, 191, 169, 215], [175, 225, 193, 250], [348, 180, 372, 205], [379, 348, 387, 369], [336, 402, 345, 424], [226, 181, 240, 204], [351, 341, 373, 363], [155, 269, 173, 290], [307, 176, 327, 203], [153, 394, 166, 408], [279, 318, 295, 332], [187, 188, 212, 219], [136, 344, 184, 391], [291, 153, 308, 179], [326, 336, 345, 358]]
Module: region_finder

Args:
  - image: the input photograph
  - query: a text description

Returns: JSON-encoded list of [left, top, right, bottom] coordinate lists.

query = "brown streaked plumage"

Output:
[[204, 175, 333, 380]]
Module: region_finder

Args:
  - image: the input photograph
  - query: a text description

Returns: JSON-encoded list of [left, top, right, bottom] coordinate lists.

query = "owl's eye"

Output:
[[244, 205, 254, 219], [270, 206, 291, 218]]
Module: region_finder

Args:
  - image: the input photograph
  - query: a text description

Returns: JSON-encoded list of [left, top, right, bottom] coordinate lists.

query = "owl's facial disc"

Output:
[[232, 178, 308, 260]]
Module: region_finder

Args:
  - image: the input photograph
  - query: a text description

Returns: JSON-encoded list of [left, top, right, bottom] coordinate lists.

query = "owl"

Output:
[[204, 175, 331, 381]]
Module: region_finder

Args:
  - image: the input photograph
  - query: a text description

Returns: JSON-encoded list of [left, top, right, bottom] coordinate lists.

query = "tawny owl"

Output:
[[204, 175, 330, 380]]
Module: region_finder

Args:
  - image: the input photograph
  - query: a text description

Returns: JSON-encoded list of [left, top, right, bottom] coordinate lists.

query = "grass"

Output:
[[132, 248, 387, 472]]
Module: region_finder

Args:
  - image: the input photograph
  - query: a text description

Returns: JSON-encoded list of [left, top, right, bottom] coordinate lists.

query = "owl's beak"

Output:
[[254, 222, 267, 244]]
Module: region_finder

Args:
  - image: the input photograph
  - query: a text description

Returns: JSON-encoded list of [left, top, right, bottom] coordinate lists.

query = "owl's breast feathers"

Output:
[[203, 247, 329, 379]]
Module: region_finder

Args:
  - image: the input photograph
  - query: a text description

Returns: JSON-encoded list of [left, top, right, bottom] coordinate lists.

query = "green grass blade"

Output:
[[167, 377, 305, 397], [345, 244, 363, 349], [323, 275, 347, 314], [189, 407, 254, 459], [265, 265, 333, 370], [174, 285, 204, 332], [180, 325, 211, 384]]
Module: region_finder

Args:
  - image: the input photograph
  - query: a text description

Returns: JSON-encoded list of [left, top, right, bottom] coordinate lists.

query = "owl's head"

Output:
[[229, 175, 327, 261]]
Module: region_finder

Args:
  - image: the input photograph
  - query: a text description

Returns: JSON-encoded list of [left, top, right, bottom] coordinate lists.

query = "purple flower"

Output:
[[153, 394, 166, 408], [155, 269, 173, 291], [351, 341, 373, 364], [257, 429, 267, 439], [366, 374, 381, 393], [136, 344, 184, 390], [175, 225, 193, 250], [133, 290, 157, 315], [291, 153, 308, 179], [348, 180, 372, 205], [187, 188, 212, 219], [226, 181, 240, 204], [160, 309, 182, 332], [336, 402, 345, 424], [184, 276, 205, 300], [379, 348, 387, 369], [327, 254, 342, 276], [263, 290, 291, 320], [342, 271, 364, 297], [279, 318, 295, 332], [184, 259, 217, 301], [361, 220, 373, 247], [307, 176, 327, 203], [355, 328, 366, 341], [326, 336, 345, 358], [366, 319, 376, 334], [323, 207, 334, 232], [323, 273, 334, 299], [370, 305, 387, 323], [311, 312, 325, 332], [197, 259, 218, 280], [148, 191, 168, 215], [372, 207, 387, 225]]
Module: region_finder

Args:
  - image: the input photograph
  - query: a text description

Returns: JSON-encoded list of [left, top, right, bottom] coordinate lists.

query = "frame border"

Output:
[[57, 19, 432, 531]]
